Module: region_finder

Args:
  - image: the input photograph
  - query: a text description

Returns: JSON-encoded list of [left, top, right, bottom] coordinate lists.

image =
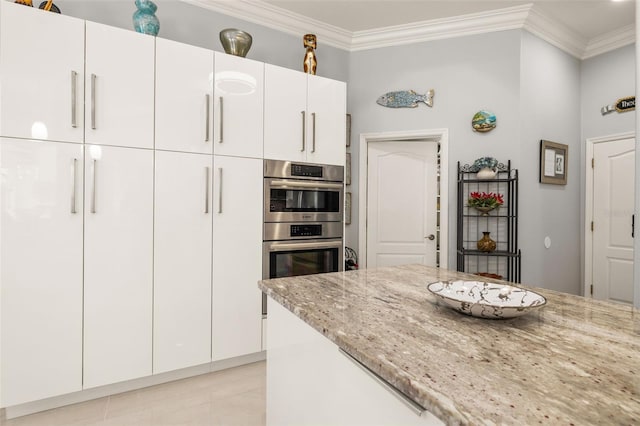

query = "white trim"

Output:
[[584, 132, 635, 301], [358, 129, 448, 270], [3, 352, 266, 419], [180, 1, 632, 59]]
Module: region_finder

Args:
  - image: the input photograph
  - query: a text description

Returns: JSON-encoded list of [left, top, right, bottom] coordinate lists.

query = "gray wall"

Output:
[[346, 30, 523, 270], [56, 0, 350, 81], [519, 31, 582, 294]]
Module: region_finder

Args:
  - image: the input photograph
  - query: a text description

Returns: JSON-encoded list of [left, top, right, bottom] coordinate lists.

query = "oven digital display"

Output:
[[290, 224, 322, 237], [291, 163, 323, 178]]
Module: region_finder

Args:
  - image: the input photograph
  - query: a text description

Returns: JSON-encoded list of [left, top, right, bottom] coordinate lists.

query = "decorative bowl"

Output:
[[471, 156, 498, 172], [219, 28, 252, 57], [427, 280, 546, 319]]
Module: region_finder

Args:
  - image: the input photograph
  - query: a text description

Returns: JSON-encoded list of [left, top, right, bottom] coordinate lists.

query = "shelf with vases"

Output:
[[456, 160, 521, 282]]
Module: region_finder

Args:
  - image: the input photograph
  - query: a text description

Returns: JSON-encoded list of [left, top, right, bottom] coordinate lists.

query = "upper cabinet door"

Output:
[[85, 22, 155, 149], [0, 138, 83, 406], [264, 64, 307, 163], [213, 52, 264, 159], [307, 75, 347, 166], [0, 2, 85, 143], [155, 38, 214, 154]]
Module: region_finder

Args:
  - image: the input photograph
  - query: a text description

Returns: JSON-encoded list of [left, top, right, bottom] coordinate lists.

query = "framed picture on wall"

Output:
[[539, 140, 568, 185], [346, 152, 351, 186], [345, 192, 352, 225], [346, 114, 352, 147]]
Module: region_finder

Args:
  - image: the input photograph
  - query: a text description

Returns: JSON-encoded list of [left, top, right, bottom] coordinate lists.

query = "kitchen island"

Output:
[[258, 264, 640, 425]]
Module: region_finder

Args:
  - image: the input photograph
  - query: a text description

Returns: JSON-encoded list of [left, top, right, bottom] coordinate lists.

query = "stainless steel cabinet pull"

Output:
[[218, 97, 224, 143], [70, 158, 77, 214], [71, 71, 77, 128], [270, 241, 343, 251], [217, 167, 223, 213], [91, 159, 97, 213], [205, 167, 210, 214], [338, 349, 427, 417], [205, 94, 211, 142], [301, 111, 306, 152], [311, 112, 316, 153], [91, 74, 97, 130]]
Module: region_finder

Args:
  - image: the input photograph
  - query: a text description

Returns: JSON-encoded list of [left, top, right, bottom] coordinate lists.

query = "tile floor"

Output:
[[0, 361, 266, 426]]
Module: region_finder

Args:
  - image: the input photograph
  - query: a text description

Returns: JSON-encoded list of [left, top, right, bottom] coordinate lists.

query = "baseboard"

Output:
[[3, 351, 266, 420]]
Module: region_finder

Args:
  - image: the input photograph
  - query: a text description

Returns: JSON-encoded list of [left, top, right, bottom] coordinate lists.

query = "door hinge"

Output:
[[591, 221, 594, 232], [591, 158, 594, 168]]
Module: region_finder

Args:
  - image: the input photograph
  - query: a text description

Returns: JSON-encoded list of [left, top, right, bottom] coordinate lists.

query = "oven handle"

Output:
[[268, 240, 343, 251], [270, 180, 343, 190]]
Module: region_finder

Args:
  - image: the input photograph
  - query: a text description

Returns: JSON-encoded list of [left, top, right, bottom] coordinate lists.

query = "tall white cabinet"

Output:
[[154, 151, 213, 373], [83, 145, 154, 389], [0, 138, 84, 406], [212, 155, 263, 361], [264, 64, 347, 166], [0, 2, 85, 143]]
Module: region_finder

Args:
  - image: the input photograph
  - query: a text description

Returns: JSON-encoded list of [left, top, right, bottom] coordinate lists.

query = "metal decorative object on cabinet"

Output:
[[456, 160, 521, 282]]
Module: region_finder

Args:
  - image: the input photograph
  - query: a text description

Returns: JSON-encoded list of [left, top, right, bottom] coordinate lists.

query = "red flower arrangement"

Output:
[[468, 191, 504, 209]]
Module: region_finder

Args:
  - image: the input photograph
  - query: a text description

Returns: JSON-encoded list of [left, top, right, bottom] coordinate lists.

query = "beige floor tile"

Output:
[[0, 397, 109, 426]]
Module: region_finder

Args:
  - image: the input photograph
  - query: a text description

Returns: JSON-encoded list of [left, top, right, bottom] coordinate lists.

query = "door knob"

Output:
[[426, 234, 435, 240]]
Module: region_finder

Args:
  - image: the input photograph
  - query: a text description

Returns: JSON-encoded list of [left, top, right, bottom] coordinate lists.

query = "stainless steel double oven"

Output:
[[262, 160, 344, 315]]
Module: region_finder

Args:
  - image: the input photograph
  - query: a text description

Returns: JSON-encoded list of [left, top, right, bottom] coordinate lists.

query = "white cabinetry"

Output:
[[0, 2, 85, 143], [83, 145, 154, 389], [155, 39, 214, 154], [267, 300, 444, 426], [264, 64, 346, 166], [85, 22, 155, 149], [213, 53, 264, 159], [154, 151, 213, 374], [212, 155, 263, 360], [0, 138, 84, 406]]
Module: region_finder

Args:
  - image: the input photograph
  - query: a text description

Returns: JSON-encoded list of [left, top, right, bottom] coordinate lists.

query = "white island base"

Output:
[[266, 299, 444, 426]]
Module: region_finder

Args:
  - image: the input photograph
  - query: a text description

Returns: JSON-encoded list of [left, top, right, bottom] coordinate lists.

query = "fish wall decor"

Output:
[[376, 89, 434, 108]]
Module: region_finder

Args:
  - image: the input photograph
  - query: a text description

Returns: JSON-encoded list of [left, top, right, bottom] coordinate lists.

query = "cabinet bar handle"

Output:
[[217, 167, 223, 213], [301, 111, 306, 152], [91, 159, 97, 214], [219, 97, 224, 143], [91, 74, 97, 130], [338, 349, 427, 417], [311, 112, 316, 153], [71, 71, 77, 128], [205, 166, 210, 214], [70, 158, 77, 214], [205, 94, 210, 142]]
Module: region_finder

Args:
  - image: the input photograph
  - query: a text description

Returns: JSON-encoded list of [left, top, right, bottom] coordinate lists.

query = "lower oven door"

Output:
[[262, 238, 344, 314]]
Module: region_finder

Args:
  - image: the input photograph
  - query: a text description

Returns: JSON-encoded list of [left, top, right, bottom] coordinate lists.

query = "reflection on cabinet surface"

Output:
[[0, 2, 85, 143], [264, 64, 346, 166], [213, 52, 264, 159], [83, 145, 154, 389], [154, 151, 213, 374], [456, 161, 521, 282], [212, 155, 263, 361], [0, 138, 84, 406], [155, 39, 214, 154]]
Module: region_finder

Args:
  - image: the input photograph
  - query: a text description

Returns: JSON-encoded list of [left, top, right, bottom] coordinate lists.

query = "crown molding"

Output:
[[180, 0, 634, 59], [350, 4, 532, 51], [582, 24, 635, 59], [179, 0, 352, 50]]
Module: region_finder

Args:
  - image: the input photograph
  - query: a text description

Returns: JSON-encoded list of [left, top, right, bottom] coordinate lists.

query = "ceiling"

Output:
[[186, 0, 636, 58], [264, 1, 634, 41]]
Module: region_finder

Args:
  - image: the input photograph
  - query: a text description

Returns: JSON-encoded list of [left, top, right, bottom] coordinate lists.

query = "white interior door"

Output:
[[366, 141, 438, 268], [592, 137, 635, 304]]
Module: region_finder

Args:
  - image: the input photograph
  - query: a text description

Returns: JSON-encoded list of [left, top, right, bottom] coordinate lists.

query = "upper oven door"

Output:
[[264, 178, 343, 222]]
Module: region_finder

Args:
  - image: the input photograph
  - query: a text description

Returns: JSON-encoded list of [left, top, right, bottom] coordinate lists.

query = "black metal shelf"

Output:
[[456, 160, 521, 282]]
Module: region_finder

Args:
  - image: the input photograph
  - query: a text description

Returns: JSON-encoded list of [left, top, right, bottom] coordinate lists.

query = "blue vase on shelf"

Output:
[[133, 0, 159, 36]]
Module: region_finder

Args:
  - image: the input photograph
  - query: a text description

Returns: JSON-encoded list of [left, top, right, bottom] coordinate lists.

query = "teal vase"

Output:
[[133, 0, 159, 36]]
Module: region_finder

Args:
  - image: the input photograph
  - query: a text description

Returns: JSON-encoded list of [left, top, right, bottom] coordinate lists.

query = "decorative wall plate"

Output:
[[427, 280, 546, 319], [472, 110, 496, 132]]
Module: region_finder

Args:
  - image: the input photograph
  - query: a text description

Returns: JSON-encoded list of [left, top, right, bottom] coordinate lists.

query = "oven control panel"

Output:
[[291, 163, 323, 178], [290, 224, 322, 237]]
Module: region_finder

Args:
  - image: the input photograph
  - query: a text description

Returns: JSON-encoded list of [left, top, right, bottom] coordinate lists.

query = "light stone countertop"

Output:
[[258, 264, 640, 426]]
